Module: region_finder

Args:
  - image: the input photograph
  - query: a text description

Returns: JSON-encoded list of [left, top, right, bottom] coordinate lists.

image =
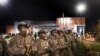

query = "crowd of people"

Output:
[[0, 21, 89, 56]]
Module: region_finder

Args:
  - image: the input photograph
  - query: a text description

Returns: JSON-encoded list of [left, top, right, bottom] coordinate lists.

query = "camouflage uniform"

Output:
[[48, 29, 61, 56], [0, 36, 8, 56], [58, 31, 73, 56], [58, 35, 67, 56], [48, 35, 60, 56], [8, 21, 37, 56], [71, 34, 77, 56], [36, 30, 50, 56], [65, 34, 74, 56], [8, 34, 37, 56], [65, 33, 77, 56], [36, 39, 50, 56]]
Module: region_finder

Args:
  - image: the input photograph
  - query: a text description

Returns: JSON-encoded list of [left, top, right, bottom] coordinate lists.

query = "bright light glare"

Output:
[[15, 29, 19, 34], [0, 0, 9, 6], [76, 3, 86, 13]]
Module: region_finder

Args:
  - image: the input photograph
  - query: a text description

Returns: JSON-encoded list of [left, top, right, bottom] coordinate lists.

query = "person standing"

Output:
[[36, 30, 50, 56], [48, 29, 60, 56], [58, 30, 72, 56], [8, 21, 37, 56], [0, 35, 8, 56]]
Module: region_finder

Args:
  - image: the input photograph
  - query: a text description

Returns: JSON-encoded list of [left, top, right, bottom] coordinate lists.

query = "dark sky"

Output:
[[0, 0, 100, 33], [0, 0, 100, 21]]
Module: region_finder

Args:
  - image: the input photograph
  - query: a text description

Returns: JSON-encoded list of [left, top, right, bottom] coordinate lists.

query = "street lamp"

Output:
[[0, 0, 9, 6], [75, 3, 87, 14]]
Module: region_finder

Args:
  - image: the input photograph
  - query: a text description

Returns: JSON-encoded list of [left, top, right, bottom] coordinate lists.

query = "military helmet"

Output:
[[50, 29, 58, 35], [38, 30, 46, 36], [58, 30, 64, 34], [17, 21, 30, 30]]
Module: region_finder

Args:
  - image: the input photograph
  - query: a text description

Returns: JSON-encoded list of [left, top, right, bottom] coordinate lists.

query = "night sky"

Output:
[[0, 0, 100, 33]]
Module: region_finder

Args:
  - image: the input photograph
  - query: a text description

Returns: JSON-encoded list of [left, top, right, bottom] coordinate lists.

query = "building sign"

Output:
[[56, 17, 85, 33], [57, 17, 73, 29]]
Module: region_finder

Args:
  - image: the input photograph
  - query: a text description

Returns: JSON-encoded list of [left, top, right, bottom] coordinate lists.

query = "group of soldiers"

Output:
[[0, 21, 78, 56]]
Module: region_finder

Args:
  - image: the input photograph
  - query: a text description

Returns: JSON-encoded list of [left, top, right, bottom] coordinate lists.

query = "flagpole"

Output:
[[62, 13, 64, 28]]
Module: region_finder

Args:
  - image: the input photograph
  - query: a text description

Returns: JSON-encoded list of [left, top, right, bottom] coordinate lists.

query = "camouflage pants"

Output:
[[63, 48, 73, 56], [50, 51, 60, 56], [38, 53, 49, 56], [9, 54, 24, 56]]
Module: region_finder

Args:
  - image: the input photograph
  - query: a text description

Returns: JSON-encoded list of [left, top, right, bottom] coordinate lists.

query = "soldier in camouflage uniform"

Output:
[[65, 30, 77, 56], [48, 29, 60, 56], [58, 30, 71, 56], [0, 35, 8, 56], [8, 21, 37, 56], [36, 30, 50, 56]]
